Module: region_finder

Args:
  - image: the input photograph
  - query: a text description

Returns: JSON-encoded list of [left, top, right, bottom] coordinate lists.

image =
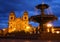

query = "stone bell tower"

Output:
[[22, 11, 29, 30], [8, 11, 16, 33]]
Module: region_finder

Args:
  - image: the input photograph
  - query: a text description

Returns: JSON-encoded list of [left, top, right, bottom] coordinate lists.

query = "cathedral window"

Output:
[[11, 17, 13, 19], [25, 17, 26, 19]]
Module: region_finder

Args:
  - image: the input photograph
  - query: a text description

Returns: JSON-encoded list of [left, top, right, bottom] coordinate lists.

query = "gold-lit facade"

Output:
[[8, 11, 33, 33]]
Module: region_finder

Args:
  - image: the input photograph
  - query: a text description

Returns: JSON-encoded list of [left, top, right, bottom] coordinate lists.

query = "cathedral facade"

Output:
[[8, 11, 33, 33]]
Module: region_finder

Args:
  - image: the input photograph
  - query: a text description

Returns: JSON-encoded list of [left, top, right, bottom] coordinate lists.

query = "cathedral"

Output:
[[8, 11, 34, 33]]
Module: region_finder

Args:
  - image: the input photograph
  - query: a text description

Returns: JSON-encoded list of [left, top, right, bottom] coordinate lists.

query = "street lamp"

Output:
[[46, 23, 53, 33], [47, 23, 52, 27], [3, 29, 6, 31], [56, 31, 60, 34]]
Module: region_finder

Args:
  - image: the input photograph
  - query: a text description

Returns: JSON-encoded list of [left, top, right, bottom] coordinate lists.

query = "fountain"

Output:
[[29, 2, 57, 33]]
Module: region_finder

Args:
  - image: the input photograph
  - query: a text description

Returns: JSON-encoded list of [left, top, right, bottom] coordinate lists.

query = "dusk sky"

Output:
[[0, 0, 60, 29]]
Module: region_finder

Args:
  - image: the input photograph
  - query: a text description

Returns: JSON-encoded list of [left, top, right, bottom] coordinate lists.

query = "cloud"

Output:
[[0, 0, 60, 29]]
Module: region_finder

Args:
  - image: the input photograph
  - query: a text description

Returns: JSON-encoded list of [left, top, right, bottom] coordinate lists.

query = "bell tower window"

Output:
[[25, 17, 26, 19], [11, 17, 13, 19]]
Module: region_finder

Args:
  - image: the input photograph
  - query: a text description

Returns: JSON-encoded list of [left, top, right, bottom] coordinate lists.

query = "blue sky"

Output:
[[0, 0, 60, 29]]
